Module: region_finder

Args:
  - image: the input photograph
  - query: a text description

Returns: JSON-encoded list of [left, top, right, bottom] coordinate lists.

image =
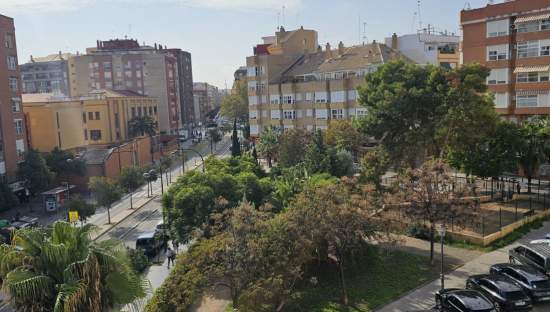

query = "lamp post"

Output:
[[437, 224, 447, 290], [143, 172, 151, 198]]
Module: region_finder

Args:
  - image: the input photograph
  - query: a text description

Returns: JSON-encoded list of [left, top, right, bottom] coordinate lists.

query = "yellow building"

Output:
[[247, 27, 411, 136], [23, 90, 158, 152]]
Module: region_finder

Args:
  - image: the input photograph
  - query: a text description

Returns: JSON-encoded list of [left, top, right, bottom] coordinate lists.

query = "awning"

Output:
[[515, 12, 550, 24], [516, 90, 549, 96], [514, 65, 550, 73]]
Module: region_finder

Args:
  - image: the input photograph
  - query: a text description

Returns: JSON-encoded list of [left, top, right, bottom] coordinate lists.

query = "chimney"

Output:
[[30, 55, 34, 62], [372, 39, 377, 44], [58, 51, 62, 59], [154, 43, 157, 50], [325, 42, 331, 59], [96, 40, 100, 49], [338, 41, 344, 55], [391, 33, 398, 49]]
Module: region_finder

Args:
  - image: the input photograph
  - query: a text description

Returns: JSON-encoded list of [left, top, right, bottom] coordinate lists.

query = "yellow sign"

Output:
[[69, 211, 79, 223]]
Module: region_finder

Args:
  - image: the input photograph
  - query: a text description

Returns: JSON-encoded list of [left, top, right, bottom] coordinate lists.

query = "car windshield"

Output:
[[136, 239, 153, 248], [503, 290, 526, 300], [531, 280, 550, 289]]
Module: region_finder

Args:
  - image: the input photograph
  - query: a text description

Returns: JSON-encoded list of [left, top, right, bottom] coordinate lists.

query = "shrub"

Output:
[[407, 223, 431, 240], [128, 247, 150, 273]]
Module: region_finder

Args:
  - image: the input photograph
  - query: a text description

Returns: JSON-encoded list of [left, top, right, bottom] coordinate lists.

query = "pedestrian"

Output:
[[166, 247, 175, 269], [173, 240, 179, 253], [517, 182, 521, 195]]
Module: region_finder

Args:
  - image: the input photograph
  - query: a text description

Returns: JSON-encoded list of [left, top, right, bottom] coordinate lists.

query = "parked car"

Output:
[[509, 244, 550, 275], [135, 232, 166, 257], [465, 274, 531, 311], [435, 288, 495, 312], [490, 263, 550, 302]]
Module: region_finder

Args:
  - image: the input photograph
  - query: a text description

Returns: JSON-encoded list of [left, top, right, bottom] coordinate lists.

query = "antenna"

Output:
[[412, 12, 417, 32], [464, 2, 471, 10], [358, 14, 361, 44], [362, 22, 367, 45], [277, 12, 280, 30], [417, 0, 423, 29], [282, 5, 286, 27]]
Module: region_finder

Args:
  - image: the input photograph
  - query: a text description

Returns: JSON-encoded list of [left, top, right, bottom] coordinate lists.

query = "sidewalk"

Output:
[[376, 222, 550, 311]]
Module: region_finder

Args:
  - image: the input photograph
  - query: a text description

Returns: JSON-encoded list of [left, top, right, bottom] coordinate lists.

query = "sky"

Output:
[[3, 0, 496, 88]]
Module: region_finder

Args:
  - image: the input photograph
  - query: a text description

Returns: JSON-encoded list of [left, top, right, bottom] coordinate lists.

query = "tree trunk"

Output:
[[337, 254, 349, 306], [107, 204, 112, 224], [130, 192, 133, 209], [267, 156, 272, 168], [528, 176, 532, 194], [430, 224, 435, 265]]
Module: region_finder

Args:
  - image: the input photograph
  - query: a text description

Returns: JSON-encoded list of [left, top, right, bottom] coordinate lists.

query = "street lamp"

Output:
[[143, 172, 151, 198], [437, 224, 447, 290]]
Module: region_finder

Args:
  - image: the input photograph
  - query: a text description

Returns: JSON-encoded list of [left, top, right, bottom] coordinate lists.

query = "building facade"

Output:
[[20, 52, 72, 96], [193, 82, 221, 123], [461, 0, 550, 119], [68, 39, 180, 134], [0, 14, 27, 181], [23, 90, 158, 152], [246, 27, 410, 137], [384, 30, 460, 68], [164, 49, 194, 130]]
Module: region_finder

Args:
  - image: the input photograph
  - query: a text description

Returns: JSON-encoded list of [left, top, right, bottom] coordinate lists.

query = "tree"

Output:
[[221, 94, 248, 122], [160, 156, 173, 185], [0, 221, 146, 311], [257, 126, 279, 168], [65, 194, 96, 223], [18, 149, 54, 195], [117, 167, 145, 209], [208, 128, 222, 153], [325, 120, 362, 155], [231, 119, 241, 157], [0, 181, 17, 212], [45, 147, 86, 177], [392, 159, 477, 264], [128, 115, 158, 162], [89, 177, 122, 224], [517, 117, 550, 193], [278, 129, 310, 168], [328, 149, 354, 177], [358, 61, 497, 168], [304, 130, 330, 174], [360, 147, 390, 191]]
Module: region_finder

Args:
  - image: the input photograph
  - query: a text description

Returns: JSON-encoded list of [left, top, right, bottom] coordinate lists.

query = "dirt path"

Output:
[[189, 286, 231, 312]]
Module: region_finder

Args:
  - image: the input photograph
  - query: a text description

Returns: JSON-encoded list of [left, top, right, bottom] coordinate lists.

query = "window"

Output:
[[14, 119, 23, 135], [248, 96, 258, 106], [8, 77, 18, 91], [103, 62, 112, 70], [315, 109, 328, 119], [518, 41, 539, 58], [494, 92, 509, 108], [542, 19, 550, 30], [517, 95, 538, 107], [114, 113, 120, 128], [314, 92, 328, 103], [269, 95, 280, 104], [88, 112, 94, 120], [95, 112, 100, 120], [248, 81, 257, 92], [488, 68, 508, 85], [541, 72, 549, 82], [249, 110, 258, 119], [356, 108, 367, 117], [331, 91, 345, 103], [347, 90, 357, 100], [305, 92, 313, 102], [148, 107, 153, 115], [306, 109, 313, 117], [82, 112, 87, 123], [270, 110, 281, 120], [487, 19, 509, 37], [517, 22, 539, 33], [6, 56, 16, 70], [90, 130, 102, 140], [487, 45, 508, 61], [15, 139, 25, 156], [282, 94, 293, 104], [525, 249, 545, 267], [283, 110, 296, 120], [541, 40, 550, 56], [153, 106, 157, 114], [11, 98, 20, 112], [138, 107, 142, 116], [331, 109, 344, 119], [4, 34, 13, 48]]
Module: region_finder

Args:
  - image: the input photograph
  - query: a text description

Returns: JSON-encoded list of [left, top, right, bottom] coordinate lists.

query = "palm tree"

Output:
[[128, 115, 158, 163], [0, 221, 147, 312], [257, 126, 280, 167]]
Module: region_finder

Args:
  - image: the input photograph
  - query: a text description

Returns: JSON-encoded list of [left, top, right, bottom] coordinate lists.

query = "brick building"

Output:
[[163, 49, 194, 131], [0, 14, 27, 182], [461, 0, 550, 119]]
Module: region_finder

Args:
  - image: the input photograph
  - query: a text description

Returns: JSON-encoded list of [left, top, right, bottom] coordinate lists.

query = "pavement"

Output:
[[377, 221, 550, 312], [0, 136, 232, 312]]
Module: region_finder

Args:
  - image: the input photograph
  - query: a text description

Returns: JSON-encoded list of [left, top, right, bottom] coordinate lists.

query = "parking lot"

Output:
[[378, 220, 550, 312]]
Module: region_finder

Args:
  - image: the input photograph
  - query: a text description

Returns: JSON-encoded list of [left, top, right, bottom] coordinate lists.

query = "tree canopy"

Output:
[[128, 115, 158, 138], [18, 149, 54, 195], [220, 80, 249, 122]]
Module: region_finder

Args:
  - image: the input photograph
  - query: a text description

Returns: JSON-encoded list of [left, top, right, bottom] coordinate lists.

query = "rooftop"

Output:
[[28, 53, 73, 63], [22, 89, 150, 104]]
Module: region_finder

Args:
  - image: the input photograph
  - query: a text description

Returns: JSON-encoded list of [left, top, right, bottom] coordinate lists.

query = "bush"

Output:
[[128, 248, 150, 273], [407, 223, 431, 240]]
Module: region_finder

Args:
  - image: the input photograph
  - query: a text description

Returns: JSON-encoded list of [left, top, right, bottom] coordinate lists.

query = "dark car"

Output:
[[509, 244, 550, 276], [490, 263, 550, 302], [465, 274, 531, 311], [435, 288, 495, 312], [135, 232, 166, 257]]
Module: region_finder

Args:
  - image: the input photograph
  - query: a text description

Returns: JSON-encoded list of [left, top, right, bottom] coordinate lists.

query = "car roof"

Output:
[[493, 263, 547, 281], [519, 243, 550, 257], [137, 232, 156, 239], [449, 290, 493, 309], [481, 275, 522, 291]]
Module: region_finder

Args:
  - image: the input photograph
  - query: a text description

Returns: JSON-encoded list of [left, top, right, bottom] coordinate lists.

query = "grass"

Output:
[[283, 247, 438, 312]]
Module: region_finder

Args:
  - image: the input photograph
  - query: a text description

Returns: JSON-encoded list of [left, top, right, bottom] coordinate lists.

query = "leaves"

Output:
[[18, 148, 54, 194], [128, 115, 157, 138]]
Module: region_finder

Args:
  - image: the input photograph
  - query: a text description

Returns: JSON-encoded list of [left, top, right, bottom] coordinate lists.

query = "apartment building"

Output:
[[385, 29, 460, 68], [246, 27, 410, 137], [193, 82, 222, 123], [0, 14, 27, 181], [68, 39, 180, 134], [20, 52, 72, 96], [461, 0, 550, 119], [163, 49, 194, 130], [23, 90, 158, 152]]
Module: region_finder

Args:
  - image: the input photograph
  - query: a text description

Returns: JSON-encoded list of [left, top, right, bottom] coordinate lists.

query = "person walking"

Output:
[[173, 240, 179, 253], [166, 247, 175, 269]]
